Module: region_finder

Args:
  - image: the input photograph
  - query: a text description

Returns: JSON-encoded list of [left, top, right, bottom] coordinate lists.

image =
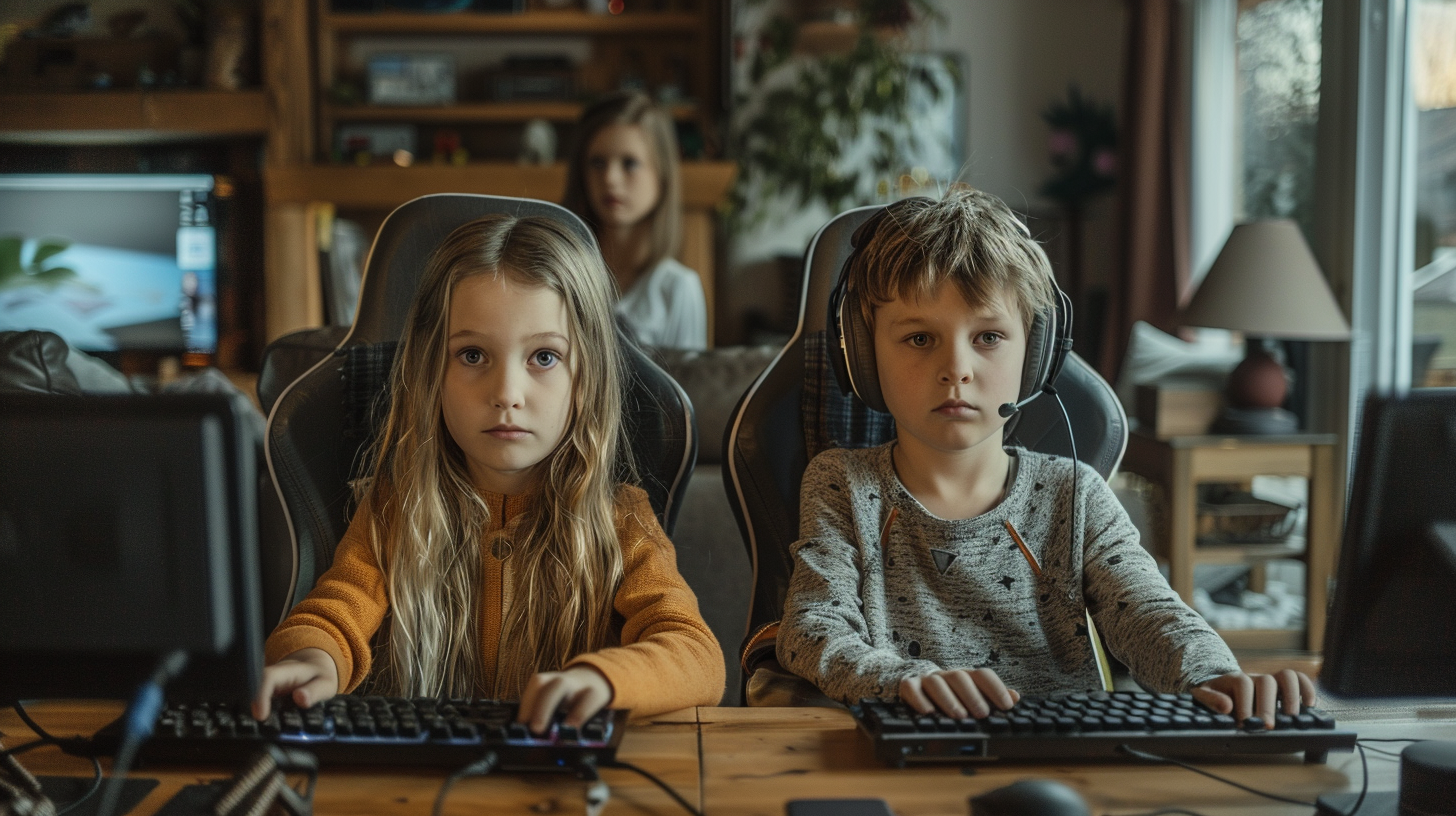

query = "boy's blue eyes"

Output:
[[903, 332, 1005, 347]]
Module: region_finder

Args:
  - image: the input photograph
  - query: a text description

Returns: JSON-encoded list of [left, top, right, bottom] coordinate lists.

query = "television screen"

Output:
[[0, 174, 218, 355]]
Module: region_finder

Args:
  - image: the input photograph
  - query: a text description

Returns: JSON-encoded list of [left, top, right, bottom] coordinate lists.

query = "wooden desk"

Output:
[[9, 704, 1456, 815], [1121, 431, 1340, 651], [0, 702, 701, 815], [699, 706, 1456, 815]]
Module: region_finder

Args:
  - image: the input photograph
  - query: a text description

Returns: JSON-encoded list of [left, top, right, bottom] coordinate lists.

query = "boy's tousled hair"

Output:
[[562, 90, 683, 274], [360, 213, 627, 700], [850, 188, 1057, 332]]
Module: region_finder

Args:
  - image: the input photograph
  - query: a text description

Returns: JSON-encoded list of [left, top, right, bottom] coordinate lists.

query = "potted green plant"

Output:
[[730, 0, 960, 230]]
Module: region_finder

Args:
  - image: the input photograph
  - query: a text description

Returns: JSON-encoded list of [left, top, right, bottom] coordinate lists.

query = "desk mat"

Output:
[[38, 775, 158, 816], [152, 781, 228, 816]]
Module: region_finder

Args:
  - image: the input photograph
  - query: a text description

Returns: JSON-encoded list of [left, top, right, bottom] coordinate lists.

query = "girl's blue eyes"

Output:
[[454, 348, 562, 368]]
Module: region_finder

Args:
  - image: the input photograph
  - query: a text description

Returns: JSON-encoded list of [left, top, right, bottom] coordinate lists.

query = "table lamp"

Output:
[[1180, 219, 1351, 434]]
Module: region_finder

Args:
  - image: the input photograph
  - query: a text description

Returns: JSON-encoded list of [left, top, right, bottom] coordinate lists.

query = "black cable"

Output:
[[12, 703, 58, 743], [96, 650, 189, 816], [600, 759, 702, 816], [1344, 743, 1370, 816], [1117, 744, 1317, 807], [1116, 810, 1212, 816], [55, 756, 104, 816], [0, 738, 61, 759], [431, 752, 498, 816]]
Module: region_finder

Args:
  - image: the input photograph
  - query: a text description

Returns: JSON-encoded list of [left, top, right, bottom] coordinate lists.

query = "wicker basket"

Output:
[[1196, 491, 1299, 545]]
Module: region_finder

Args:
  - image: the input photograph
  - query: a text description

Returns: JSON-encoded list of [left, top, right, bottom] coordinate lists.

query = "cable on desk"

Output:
[[95, 650, 189, 816], [1116, 744, 1317, 807], [1341, 743, 1370, 816], [55, 756, 104, 816], [13, 703, 59, 744], [430, 751, 498, 816], [1116, 810, 1213, 816], [599, 759, 702, 816]]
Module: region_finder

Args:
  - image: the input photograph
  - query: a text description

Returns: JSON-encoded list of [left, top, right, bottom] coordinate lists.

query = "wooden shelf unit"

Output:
[[324, 101, 700, 124], [313, 1, 722, 163], [1121, 431, 1341, 652], [0, 91, 269, 138], [260, 0, 733, 344], [323, 9, 703, 34]]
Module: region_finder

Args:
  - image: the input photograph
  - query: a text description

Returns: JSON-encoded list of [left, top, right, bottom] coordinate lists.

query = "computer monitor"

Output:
[[0, 174, 219, 355], [0, 393, 263, 704], [1322, 388, 1456, 698]]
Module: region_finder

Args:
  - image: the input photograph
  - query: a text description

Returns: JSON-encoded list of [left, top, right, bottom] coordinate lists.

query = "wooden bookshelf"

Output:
[[264, 160, 736, 341], [323, 10, 702, 35], [264, 160, 735, 209], [0, 91, 269, 138], [324, 102, 700, 124]]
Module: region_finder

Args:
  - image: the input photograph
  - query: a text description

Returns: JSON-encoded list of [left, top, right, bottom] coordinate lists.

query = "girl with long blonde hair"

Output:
[[254, 213, 723, 731]]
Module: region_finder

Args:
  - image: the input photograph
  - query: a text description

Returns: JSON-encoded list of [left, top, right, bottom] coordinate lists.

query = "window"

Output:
[[1410, 0, 1456, 387]]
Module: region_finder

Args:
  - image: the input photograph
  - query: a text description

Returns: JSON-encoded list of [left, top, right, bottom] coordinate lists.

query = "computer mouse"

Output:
[[969, 779, 1091, 816]]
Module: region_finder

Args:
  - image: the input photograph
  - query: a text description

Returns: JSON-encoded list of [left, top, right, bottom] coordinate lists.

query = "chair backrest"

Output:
[[263, 195, 696, 623], [723, 205, 1128, 643]]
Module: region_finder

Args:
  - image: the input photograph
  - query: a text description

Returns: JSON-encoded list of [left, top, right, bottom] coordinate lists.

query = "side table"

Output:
[[1121, 431, 1340, 651]]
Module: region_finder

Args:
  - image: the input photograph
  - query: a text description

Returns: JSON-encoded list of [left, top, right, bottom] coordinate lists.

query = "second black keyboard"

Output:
[[854, 691, 1357, 767], [106, 696, 628, 772]]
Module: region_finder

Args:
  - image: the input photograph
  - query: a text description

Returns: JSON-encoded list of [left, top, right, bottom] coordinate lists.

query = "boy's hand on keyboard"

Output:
[[899, 669, 1020, 719], [1191, 669, 1317, 729], [252, 648, 340, 721], [517, 666, 614, 736]]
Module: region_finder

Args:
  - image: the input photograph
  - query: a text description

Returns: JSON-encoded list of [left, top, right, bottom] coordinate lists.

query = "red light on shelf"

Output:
[[608, 0, 624, 13]]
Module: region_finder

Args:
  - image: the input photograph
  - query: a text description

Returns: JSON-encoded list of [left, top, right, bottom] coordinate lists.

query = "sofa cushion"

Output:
[[655, 345, 778, 465]]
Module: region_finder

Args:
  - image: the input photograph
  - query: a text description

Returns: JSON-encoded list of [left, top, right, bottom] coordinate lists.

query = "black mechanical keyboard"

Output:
[[97, 696, 627, 772], [854, 691, 1357, 767]]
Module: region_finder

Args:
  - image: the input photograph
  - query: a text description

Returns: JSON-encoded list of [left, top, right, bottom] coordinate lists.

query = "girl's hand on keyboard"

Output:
[[899, 669, 1020, 719], [517, 666, 614, 736], [1192, 669, 1317, 729], [252, 648, 340, 721]]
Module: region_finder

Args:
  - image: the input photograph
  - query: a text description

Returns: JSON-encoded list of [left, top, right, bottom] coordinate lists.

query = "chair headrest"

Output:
[[348, 195, 597, 345]]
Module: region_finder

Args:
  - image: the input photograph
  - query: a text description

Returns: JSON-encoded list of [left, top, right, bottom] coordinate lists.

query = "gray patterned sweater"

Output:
[[777, 444, 1239, 705]]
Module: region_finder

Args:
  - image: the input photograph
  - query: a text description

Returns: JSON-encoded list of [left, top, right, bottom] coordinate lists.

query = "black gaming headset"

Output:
[[827, 196, 1074, 418]]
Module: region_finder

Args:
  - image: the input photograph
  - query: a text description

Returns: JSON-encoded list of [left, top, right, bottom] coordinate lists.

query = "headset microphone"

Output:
[[999, 385, 1055, 418]]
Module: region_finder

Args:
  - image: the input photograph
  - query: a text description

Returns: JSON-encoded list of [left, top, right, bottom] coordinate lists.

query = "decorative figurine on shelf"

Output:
[[519, 118, 556, 165], [205, 0, 251, 90], [432, 129, 461, 165], [30, 3, 90, 38]]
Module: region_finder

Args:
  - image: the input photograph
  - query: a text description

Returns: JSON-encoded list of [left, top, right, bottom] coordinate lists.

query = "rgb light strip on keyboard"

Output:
[[89, 696, 628, 773], [854, 691, 1357, 766]]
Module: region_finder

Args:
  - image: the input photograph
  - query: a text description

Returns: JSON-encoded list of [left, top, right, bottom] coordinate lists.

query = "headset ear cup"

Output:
[[1020, 309, 1053, 402], [829, 287, 855, 397], [843, 296, 886, 413]]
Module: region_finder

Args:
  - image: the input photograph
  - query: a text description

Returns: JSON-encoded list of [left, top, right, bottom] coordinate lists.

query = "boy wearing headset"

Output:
[[777, 189, 1316, 725]]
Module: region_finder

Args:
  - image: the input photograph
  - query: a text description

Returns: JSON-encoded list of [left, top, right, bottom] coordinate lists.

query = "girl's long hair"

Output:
[[562, 90, 683, 274], [361, 213, 627, 699]]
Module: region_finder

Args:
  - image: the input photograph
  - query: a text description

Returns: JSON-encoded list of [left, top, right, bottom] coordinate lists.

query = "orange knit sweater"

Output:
[[264, 485, 724, 715]]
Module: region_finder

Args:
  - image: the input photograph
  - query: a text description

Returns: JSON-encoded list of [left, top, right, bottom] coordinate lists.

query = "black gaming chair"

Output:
[[260, 195, 696, 627], [723, 204, 1128, 702]]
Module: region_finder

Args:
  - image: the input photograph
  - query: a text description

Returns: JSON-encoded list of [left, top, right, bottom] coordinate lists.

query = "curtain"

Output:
[[1100, 0, 1191, 381]]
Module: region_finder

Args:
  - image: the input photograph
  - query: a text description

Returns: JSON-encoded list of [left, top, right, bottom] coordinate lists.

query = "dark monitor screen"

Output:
[[0, 174, 218, 355], [0, 394, 263, 704], [1322, 388, 1456, 698]]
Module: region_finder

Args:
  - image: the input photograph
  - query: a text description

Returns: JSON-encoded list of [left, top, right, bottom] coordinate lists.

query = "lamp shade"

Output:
[[1181, 219, 1351, 339]]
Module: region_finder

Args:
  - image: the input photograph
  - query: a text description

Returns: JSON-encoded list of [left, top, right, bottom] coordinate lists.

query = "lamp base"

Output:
[[1210, 406, 1298, 435]]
